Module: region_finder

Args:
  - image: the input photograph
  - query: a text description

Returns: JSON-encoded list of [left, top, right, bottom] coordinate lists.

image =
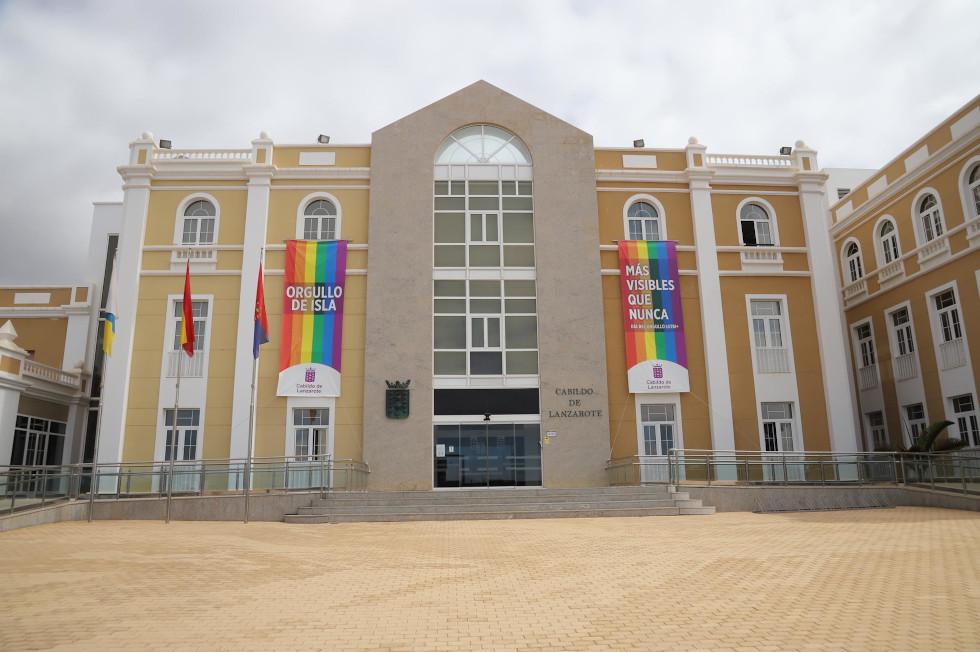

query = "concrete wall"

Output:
[[363, 81, 610, 490], [686, 485, 980, 513]]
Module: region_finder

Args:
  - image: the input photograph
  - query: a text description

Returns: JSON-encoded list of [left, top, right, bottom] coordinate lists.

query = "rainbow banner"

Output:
[[618, 240, 688, 393], [277, 240, 348, 397]]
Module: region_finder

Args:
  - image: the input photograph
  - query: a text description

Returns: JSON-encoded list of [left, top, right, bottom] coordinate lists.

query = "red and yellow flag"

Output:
[[180, 261, 195, 356]]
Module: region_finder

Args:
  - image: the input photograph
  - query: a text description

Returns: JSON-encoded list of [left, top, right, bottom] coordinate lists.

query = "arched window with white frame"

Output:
[[916, 192, 945, 243], [304, 199, 337, 240], [738, 200, 776, 246], [181, 199, 216, 245], [843, 240, 864, 283], [295, 192, 342, 241], [964, 161, 980, 221], [877, 218, 900, 264], [624, 197, 664, 241]]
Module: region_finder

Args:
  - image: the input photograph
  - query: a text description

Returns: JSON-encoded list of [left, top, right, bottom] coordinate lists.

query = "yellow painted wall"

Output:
[[0, 288, 73, 307], [17, 396, 69, 422], [143, 188, 248, 247], [266, 188, 370, 245], [4, 318, 68, 368]]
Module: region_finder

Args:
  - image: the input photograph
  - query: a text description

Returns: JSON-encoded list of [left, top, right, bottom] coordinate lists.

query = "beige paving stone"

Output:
[[0, 508, 977, 650]]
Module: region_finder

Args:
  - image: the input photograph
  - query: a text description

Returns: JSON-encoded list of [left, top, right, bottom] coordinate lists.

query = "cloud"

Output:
[[0, 0, 976, 284]]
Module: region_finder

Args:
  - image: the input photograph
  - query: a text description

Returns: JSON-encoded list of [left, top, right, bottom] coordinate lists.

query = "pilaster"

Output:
[[0, 321, 29, 466], [685, 138, 736, 450], [98, 132, 155, 464], [229, 133, 274, 461], [794, 141, 861, 451]]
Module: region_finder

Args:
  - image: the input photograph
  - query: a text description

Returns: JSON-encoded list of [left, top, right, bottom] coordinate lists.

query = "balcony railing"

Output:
[[705, 154, 794, 168], [21, 360, 82, 389], [858, 363, 879, 391], [153, 149, 251, 161], [740, 247, 783, 265], [939, 338, 967, 370], [166, 351, 206, 377], [843, 278, 868, 300], [755, 347, 791, 373], [172, 246, 217, 261], [917, 237, 949, 264], [893, 352, 918, 381], [877, 260, 904, 283]]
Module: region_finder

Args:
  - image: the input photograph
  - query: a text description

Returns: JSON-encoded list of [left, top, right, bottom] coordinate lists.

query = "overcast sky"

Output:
[[0, 0, 977, 285]]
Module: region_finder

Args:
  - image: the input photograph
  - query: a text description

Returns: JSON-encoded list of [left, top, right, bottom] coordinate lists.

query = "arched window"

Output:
[[917, 193, 944, 242], [182, 199, 216, 245], [627, 201, 661, 240], [968, 164, 980, 219], [435, 124, 531, 164], [844, 241, 863, 282], [303, 199, 337, 240], [878, 220, 899, 264], [739, 202, 774, 246]]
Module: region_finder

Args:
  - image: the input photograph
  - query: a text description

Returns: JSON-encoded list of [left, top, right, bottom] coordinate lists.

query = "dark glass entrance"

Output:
[[434, 423, 541, 488]]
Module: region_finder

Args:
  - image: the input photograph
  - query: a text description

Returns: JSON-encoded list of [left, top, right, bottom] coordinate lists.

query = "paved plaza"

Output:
[[0, 507, 978, 651]]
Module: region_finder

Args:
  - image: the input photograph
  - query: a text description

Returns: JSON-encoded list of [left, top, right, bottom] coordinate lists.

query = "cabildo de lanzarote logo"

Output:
[[305, 367, 316, 383], [646, 363, 670, 390], [294, 366, 323, 394]]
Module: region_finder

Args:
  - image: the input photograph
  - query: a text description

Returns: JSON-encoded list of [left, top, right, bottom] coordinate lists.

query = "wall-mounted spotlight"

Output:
[[779, 146, 792, 155], [159, 139, 172, 149], [633, 139, 645, 148], [318, 134, 330, 144], [484, 412, 491, 422]]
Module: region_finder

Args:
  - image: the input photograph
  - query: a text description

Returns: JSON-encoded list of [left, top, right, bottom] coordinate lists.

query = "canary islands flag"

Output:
[[103, 262, 119, 356]]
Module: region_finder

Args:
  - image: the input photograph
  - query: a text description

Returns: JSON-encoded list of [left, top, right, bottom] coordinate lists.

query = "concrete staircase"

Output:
[[284, 486, 714, 524]]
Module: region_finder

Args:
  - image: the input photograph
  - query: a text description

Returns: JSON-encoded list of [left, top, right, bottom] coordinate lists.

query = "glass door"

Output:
[[434, 423, 541, 488]]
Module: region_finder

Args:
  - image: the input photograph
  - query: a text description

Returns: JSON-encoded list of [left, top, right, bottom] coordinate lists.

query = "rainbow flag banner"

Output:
[[618, 240, 689, 393], [277, 240, 348, 397]]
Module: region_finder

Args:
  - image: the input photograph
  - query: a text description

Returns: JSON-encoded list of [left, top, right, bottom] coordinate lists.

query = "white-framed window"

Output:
[[961, 160, 980, 221], [855, 322, 876, 368], [867, 411, 887, 450], [934, 289, 963, 344], [915, 191, 945, 243], [433, 279, 538, 377], [172, 300, 209, 353], [296, 192, 342, 241], [761, 402, 796, 452], [843, 240, 864, 282], [748, 298, 791, 373], [293, 408, 330, 460], [163, 408, 200, 461], [624, 195, 665, 241], [177, 196, 218, 246], [737, 199, 777, 246], [640, 404, 676, 456], [434, 179, 534, 269], [876, 218, 900, 264], [903, 403, 927, 442], [11, 415, 67, 466], [952, 395, 979, 447], [890, 307, 916, 356]]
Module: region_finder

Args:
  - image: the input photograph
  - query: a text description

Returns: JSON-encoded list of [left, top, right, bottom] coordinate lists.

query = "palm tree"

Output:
[[873, 420, 966, 453]]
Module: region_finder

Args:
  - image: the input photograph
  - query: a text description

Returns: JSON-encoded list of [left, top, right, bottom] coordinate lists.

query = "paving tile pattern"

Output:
[[0, 507, 977, 651]]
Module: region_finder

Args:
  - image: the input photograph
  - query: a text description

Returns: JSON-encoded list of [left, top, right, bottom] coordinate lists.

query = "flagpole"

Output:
[[88, 348, 107, 523], [244, 247, 265, 524], [165, 349, 181, 524]]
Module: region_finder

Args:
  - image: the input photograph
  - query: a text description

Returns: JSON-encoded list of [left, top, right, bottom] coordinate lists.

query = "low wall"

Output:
[[685, 485, 980, 513], [0, 501, 88, 533]]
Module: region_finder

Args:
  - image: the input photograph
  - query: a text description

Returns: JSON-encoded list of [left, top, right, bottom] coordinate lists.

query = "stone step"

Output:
[[298, 498, 682, 516], [310, 491, 677, 508], [284, 506, 683, 524]]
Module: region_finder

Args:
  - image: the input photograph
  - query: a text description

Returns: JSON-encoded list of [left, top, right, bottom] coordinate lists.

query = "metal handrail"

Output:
[[0, 456, 370, 519], [605, 449, 980, 496]]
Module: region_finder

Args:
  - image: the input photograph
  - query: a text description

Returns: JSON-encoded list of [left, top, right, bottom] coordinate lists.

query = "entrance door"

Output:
[[434, 423, 541, 488]]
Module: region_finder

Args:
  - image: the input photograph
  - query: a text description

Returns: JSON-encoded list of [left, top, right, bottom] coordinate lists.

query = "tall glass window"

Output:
[[182, 200, 216, 245], [879, 221, 899, 263], [627, 201, 660, 240], [303, 199, 337, 240]]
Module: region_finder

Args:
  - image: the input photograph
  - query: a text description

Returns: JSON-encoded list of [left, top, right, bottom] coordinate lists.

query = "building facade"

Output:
[[831, 96, 980, 451], [67, 81, 875, 492]]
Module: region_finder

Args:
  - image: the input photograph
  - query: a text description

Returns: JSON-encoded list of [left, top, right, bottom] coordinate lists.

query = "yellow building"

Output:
[[76, 81, 876, 492], [831, 96, 980, 451]]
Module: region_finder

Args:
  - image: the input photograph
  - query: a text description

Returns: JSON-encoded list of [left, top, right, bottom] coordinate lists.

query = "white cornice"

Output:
[[830, 126, 980, 236]]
